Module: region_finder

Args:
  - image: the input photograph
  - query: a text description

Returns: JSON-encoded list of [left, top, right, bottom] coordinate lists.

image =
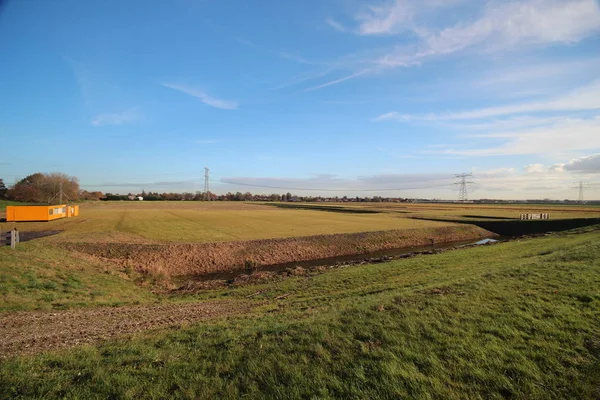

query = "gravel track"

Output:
[[0, 300, 250, 357]]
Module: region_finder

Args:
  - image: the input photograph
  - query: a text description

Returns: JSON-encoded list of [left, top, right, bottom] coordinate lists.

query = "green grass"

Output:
[[0, 199, 28, 212], [1, 227, 599, 398], [0, 241, 156, 311]]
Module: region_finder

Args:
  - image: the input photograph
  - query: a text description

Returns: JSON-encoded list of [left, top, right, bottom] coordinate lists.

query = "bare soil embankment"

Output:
[[64, 225, 494, 277]]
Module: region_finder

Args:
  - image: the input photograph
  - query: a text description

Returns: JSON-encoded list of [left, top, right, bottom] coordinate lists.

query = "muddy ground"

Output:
[[64, 225, 494, 277], [0, 300, 252, 358]]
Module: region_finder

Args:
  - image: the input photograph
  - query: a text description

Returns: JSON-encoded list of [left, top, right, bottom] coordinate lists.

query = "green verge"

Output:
[[0, 241, 156, 311], [1, 227, 600, 399], [0, 199, 28, 212]]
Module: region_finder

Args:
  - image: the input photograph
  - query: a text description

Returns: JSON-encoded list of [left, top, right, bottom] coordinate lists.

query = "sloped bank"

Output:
[[63, 225, 495, 277]]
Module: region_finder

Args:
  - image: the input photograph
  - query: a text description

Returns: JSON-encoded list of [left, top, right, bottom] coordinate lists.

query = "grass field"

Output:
[[2, 201, 598, 244], [272, 201, 600, 220], [1, 201, 459, 243], [1, 226, 599, 398]]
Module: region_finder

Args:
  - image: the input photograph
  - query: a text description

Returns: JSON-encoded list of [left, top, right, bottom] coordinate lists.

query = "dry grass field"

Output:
[[2, 200, 598, 244], [292, 201, 600, 220], [0, 201, 457, 244]]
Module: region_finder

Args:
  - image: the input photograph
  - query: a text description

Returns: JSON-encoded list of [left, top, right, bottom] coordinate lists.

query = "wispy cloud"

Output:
[[448, 116, 563, 133], [354, 0, 417, 36], [431, 116, 600, 157], [376, 147, 419, 159], [220, 173, 456, 193], [233, 35, 316, 65], [162, 83, 238, 110], [191, 139, 220, 144], [89, 179, 200, 188], [472, 57, 600, 88], [377, 80, 600, 122], [422, 0, 599, 54], [326, 18, 348, 33], [303, 70, 370, 92], [312, 0, 600, 91], [91, 108, 140, 126]]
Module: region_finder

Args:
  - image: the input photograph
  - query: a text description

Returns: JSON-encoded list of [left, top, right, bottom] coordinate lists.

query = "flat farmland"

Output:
[[2, 201, 599, 244], [297, 202, 600, 220], [0, 201, 457, 244]]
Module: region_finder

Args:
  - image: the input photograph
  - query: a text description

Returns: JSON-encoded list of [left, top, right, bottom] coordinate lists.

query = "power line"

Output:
[[454, 173, 474, 202], [215, 179, 455, 192]]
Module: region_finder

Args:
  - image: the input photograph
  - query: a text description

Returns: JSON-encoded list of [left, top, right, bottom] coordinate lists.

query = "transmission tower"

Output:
[[454, 173, 474, 202], [204, 167, 210, 201], [572, 181, 591, 203]]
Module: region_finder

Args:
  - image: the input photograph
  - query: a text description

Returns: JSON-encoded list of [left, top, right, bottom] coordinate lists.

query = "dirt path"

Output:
[[0, 300, 251, 358]]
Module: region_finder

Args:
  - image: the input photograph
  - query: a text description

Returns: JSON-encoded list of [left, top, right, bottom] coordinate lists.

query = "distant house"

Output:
[[137, 196, 144, 201]]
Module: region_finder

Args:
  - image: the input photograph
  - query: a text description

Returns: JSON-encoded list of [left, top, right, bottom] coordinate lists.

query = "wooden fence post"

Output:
[[9, 229, 19, 249]]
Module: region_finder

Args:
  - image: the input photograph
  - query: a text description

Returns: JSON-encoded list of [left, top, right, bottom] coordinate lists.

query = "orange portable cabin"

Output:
[[6, 204, 79, 222], [67, 205, 79, 218]]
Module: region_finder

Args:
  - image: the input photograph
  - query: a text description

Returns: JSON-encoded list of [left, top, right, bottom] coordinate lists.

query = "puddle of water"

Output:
[[186, 237, 498, 283], [0, 230, 62, 243], [474, 238, 499, 245]]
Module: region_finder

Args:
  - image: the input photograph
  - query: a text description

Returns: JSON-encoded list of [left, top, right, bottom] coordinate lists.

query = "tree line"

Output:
[[0, 173, 81, 204], [103, 191, 408, 203]]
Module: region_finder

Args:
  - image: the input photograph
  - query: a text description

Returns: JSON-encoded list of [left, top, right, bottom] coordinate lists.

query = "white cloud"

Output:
[[564, 153, 600, 173], [473, 58, 600, 88], [313, 0, 600, 91], [453, 116, 563, 133], [355, 1, 414, 36], [355, 0, 464, 36], [378, 80, 600, 121], [326, 18, 348, 33], [376, 0, 600, 67], [191, 139, 220, 145], [524, 163, 551, 174], [220, 173, 456, 193], [303, 70, 370, 92], [475, 167, 517, 177], [435, 116, 600, 156], [217, 168, 593, 199], [425, 0, 600, 53], [162, 83, 238, 110], [91, 108, 140, 126]]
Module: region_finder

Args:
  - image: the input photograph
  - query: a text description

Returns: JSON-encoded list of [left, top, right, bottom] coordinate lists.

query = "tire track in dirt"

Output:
[[0, 300, 252, 358]]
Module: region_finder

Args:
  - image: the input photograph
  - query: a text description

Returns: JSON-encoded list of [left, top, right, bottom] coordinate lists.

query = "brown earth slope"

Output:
[[64, 225, 494, 277]]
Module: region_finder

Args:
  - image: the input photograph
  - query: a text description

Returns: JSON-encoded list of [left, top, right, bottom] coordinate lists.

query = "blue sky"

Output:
[[1, 0, 599, 199]]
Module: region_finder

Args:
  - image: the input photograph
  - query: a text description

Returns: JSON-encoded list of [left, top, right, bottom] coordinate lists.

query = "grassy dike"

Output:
[[0, 241, 156, 312], [1, 227, 599, 399]]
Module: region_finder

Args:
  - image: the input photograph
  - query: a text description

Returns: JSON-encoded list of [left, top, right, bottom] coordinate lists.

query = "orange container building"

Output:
[[6, 204, 79, 222], [67, 205, 79, 218]]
